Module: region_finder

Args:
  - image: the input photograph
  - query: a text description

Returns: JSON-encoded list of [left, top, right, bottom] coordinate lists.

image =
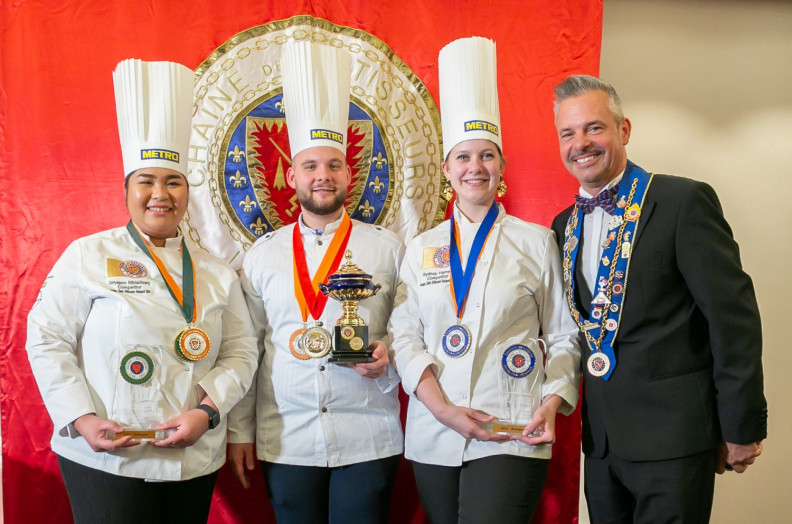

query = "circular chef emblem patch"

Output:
[[502, 344, 536, 378]]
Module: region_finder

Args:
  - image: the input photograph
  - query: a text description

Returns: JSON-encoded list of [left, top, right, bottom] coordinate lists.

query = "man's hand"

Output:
[[73, 414, 140, 452], [717, 441, 764, 474], [352, 341, 389, 379], [228, 442, 256, 488]]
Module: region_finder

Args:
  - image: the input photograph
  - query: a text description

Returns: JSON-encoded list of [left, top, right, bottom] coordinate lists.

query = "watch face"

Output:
[[198, 405, 220, 429]]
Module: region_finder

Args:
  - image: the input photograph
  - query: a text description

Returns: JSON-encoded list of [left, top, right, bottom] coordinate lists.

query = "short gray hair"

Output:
[[553, 75, 624, 122]]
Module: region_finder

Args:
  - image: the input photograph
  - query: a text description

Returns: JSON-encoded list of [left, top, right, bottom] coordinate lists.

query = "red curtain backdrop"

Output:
[[0, 1, 602, 522]]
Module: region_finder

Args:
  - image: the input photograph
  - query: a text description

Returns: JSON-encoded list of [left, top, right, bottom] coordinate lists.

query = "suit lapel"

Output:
[[632, 197, 656, 248]]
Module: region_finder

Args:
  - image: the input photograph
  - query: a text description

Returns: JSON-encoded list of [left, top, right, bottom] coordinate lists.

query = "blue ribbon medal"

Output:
[[442, 202, 499, 358]]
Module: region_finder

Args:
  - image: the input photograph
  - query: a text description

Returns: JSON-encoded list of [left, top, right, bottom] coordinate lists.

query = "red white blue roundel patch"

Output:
[[433, 245, 450, 268], [587, 352, 611, 377], [119, 260, 147, 279], [442, 324, 471, 357], [120, 351, 154, 385], [502, 344, 536, 378]]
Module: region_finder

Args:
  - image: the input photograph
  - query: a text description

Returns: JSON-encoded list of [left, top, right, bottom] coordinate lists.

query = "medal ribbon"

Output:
[[292, 212, 352, 322], [126, 221, 196, 324], [449, 202, 499, 320], [563, 161, 652, 380]]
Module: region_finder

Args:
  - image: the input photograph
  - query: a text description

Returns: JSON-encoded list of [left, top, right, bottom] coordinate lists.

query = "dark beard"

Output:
[[298, 190, 347, 217]]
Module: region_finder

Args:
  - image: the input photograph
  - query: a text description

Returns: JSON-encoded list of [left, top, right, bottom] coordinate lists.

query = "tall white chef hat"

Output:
[[281, 40, 352, 159], [438, 37, 501, 160], [113, 59, 194, 177]]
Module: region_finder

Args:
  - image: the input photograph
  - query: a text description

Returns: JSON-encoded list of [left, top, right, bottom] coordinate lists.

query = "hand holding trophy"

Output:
[[319, 250, 381, 363]]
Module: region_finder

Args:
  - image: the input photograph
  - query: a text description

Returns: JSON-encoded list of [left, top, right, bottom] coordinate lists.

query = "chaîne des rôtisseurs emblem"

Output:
[[184, 16, 447, 268]]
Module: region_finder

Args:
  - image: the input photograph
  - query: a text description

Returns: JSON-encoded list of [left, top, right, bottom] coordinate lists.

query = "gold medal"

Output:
[[301, 324, 333, 359]]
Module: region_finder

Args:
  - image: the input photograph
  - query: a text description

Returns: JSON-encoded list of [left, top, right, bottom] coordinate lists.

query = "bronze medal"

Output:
[[289, 328, 309, 360]]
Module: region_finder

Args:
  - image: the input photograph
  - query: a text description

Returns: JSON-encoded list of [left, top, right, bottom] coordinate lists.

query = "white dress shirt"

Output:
[[579, 174, 624, 291], [228, 213, 404, 467], [389, 204, 580, 466], [26, 227, 258, 481]]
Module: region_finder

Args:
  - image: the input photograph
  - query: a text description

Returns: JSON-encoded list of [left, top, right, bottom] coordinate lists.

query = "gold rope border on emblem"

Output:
[[185, 15, 448, 251]]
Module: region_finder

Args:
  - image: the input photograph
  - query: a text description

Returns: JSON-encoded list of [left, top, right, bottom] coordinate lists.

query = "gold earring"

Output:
[[441, 179, 454, 202], [496, 175, 507, 198]]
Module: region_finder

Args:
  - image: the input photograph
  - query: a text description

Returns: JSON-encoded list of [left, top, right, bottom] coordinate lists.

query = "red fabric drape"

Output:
[[0, 2, 601, 522]]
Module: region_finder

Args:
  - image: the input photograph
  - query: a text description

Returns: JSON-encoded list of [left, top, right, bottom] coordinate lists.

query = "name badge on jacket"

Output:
[[418, 246, 451, 287]]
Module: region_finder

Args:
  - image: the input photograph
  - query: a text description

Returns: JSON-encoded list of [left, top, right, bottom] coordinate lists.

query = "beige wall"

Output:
[[577, 1, 792, 522]]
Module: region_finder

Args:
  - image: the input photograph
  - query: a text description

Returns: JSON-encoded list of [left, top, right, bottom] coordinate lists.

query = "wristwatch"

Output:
[[196, 404, 220, 430]]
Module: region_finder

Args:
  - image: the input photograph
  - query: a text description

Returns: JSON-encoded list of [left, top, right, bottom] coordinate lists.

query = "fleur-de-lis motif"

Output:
[[249, 217, 266, 236], [358, 200, 375, 218], [275, 100, 285, 114], [368, 175, 384, 194], [229, 171, 247, 188], [239, 195, 258, 213], [372, 152, 387, 170], [227, 145, 246, 163]]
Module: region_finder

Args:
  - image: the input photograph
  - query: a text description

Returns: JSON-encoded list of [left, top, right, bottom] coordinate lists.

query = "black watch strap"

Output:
[[196, 404, 220, 429]]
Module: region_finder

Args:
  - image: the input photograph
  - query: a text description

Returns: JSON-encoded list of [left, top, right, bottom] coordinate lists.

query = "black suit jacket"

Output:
[[552, 170, 767, 461]]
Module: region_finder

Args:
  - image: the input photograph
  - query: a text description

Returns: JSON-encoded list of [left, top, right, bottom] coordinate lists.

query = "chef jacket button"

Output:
[[321, 407, 328, 413], [319, 365, 326, 371]]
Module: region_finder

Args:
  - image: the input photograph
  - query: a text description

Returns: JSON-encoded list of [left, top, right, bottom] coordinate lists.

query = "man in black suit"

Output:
[[550, 75, 766, 523]]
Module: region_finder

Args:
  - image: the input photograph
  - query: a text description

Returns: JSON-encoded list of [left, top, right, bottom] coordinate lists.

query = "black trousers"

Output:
[[584, 447, 718, 524], [58, 455, 218, 524], [412, 454, 550, 524], [261, 455, 400, 524]]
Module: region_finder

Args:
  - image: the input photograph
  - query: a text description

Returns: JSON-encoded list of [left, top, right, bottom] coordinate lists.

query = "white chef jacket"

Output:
[[26, 226, 258, 481], [228, 213, 404, 467], [389, 204, 580, 466]]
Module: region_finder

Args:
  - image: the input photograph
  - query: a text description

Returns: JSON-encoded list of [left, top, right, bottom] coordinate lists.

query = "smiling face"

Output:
[[442, 139, 505, 221], [125, 168, 188, 246], [555, 90, 631, 194], [286, 146, 351, 230]]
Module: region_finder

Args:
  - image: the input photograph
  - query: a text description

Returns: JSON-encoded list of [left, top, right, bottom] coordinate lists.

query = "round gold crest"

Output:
[[184, 16, 446, 269]]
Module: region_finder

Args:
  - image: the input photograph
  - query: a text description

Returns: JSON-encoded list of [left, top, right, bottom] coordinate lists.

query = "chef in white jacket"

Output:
[[225, 41, 403, 524], [26, 59, 257, 524], [389, 37, 581, 524]]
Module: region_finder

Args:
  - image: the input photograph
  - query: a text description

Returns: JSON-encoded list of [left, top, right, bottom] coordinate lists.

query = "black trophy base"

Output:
[[328, 324, 375, 363]]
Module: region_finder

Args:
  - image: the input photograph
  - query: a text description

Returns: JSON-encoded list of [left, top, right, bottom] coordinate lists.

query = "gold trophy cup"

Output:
[[318, 250, 381, 363]]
